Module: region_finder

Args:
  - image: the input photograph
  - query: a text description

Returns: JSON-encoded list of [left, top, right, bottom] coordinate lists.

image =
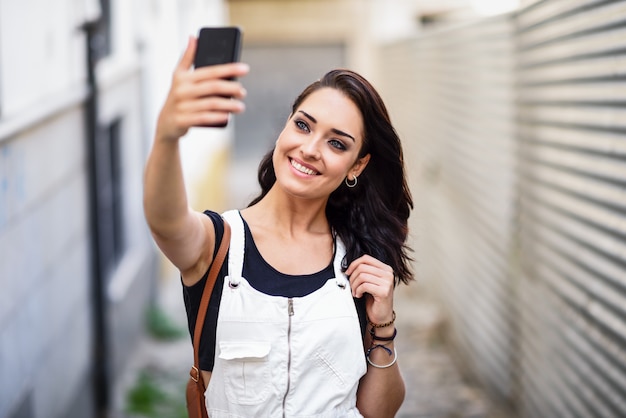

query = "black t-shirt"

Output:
[[182, 210, 367, 371]]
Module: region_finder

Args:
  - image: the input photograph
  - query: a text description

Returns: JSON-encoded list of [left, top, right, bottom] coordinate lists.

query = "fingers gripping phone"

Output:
[[193, 27, 242, 127]]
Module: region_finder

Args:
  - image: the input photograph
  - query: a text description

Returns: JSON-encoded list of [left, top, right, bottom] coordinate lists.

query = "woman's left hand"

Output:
[[346, 255, 395, 325]]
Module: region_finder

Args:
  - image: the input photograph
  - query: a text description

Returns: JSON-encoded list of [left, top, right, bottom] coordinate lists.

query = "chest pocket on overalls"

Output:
[[218, 340, 272, 405]]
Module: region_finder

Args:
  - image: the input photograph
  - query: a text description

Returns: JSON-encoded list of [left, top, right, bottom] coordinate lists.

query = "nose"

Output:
[[301, 137, 321, 160]]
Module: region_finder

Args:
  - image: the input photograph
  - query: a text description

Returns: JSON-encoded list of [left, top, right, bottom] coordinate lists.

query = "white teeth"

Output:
[[291, 159, 317, 175]]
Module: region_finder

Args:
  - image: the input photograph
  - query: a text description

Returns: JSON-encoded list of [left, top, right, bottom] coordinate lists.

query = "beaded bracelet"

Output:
[[367, 310, 396, 329], [366, 348, 398, 369]]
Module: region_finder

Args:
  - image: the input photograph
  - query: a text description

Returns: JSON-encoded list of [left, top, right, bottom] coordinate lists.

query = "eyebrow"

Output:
[[298, 110, 356, 142]]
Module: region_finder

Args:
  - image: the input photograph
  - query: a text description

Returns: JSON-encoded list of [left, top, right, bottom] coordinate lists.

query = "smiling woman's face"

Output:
[[272, 87, 369, 201]]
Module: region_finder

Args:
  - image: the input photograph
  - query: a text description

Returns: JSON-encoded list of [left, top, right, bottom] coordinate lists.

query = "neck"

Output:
[[242, 185, 330, 236]]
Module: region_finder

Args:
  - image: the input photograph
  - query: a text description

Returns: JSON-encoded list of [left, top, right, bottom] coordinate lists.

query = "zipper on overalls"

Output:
[[282, 298, 294, 417]]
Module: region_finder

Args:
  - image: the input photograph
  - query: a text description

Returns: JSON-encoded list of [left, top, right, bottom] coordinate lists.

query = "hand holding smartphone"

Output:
[[193, 27, 243, 127]]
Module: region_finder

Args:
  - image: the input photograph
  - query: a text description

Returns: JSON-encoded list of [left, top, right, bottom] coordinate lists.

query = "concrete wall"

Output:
[[0, 104, 93, 418], [0, 1, 95, 416]]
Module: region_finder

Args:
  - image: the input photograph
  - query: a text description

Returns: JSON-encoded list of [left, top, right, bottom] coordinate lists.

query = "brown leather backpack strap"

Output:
[[191, 219, 231, 376]]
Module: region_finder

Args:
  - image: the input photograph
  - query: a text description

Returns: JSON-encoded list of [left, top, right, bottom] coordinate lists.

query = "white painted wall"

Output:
[[0, 0, 95, 119], [0, 107, 90, 418]]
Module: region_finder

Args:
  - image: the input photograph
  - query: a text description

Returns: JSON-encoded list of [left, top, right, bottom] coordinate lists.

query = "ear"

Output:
[[350, 153, 371, 178]]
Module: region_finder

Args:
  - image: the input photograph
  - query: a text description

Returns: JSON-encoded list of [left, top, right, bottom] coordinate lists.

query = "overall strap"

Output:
[[222, 210, 245, 281], [333, 236, 349, 286]]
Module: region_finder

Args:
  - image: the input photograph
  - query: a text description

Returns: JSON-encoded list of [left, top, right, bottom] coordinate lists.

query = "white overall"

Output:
[[205, 210, 366, 418]]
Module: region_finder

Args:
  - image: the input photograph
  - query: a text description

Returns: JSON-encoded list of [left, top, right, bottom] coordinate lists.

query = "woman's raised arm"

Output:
[[143, 37, 248, 284]]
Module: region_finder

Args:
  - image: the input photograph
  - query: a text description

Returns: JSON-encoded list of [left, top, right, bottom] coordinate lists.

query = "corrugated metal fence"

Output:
[[379, 1, 626, 416]]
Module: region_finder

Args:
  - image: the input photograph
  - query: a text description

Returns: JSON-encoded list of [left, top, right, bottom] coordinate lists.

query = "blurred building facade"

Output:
[[0, 1, 228, 417], [379, 0, 626, 417]]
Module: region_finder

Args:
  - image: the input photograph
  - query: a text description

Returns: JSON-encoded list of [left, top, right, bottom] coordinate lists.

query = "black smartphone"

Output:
[[194, 27, 242, 71], [194, 27, 242, 127]]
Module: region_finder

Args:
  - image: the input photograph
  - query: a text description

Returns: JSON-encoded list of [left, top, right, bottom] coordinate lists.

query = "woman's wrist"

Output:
[[366, 310, 396, 329], [155, 128, 182, 144]]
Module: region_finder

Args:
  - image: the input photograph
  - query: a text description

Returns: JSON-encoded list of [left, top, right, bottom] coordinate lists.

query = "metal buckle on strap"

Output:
[[227, 275, 240, 289], [190, 366, 200, 383]]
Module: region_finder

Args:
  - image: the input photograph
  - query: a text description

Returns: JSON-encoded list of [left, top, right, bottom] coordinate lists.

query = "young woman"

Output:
[[144, 36, 413, 417]]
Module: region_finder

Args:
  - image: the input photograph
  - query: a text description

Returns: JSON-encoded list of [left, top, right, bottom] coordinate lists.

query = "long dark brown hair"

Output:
[[249, 69, 414, 285]]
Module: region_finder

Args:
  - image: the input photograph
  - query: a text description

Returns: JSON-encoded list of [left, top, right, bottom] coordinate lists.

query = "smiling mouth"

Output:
[[290, 158, 319, 176]]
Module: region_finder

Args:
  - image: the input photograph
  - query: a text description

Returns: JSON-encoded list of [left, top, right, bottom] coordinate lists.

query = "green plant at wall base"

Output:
[[126, 371, 187, 418], [145, 305, 185, 341]]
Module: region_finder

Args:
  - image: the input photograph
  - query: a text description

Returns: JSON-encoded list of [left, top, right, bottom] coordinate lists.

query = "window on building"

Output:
[[95, 118, 125, 279]]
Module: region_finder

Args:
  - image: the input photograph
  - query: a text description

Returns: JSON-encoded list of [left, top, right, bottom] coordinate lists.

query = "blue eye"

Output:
[[295, 119, 310, 132], [328, 139, 346, 151]]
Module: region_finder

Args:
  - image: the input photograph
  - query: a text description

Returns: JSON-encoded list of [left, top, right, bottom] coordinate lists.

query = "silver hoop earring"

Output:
[[345, 175, 358, 188]]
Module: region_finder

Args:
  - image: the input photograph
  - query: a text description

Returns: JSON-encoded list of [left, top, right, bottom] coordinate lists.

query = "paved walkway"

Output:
[[392, 285, 496, 418], [111, 261, 504, 418]]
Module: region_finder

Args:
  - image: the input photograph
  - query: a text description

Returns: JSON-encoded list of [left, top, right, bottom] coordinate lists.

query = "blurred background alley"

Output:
[[2, 0, 626, 417]]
